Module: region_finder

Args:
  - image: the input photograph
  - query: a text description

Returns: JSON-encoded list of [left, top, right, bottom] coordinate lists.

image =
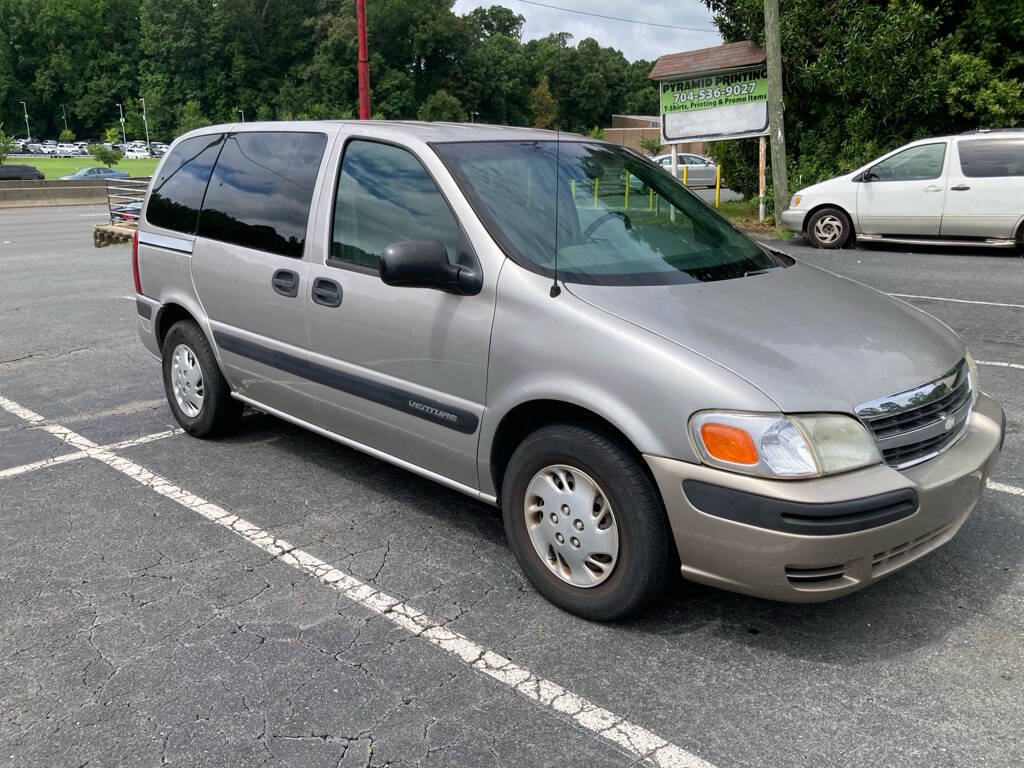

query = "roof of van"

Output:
[[186, 120, 591, 144]]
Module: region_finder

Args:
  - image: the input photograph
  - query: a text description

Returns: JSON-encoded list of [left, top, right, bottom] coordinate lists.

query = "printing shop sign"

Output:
[[660, 65, 769, 143]]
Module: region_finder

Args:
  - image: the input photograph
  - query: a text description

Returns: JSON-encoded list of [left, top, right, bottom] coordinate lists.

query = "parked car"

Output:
[[650, 152, 719, 187], [59, 166, 130, 180], [53, 142, 79, 157], [111, 200, 142, 222], [0, 164, 45, 181], [783, 129, 1024, 249], [24, 143, 44, 154], [124, 146, 150, 159], [133, 122, 1004, 620]]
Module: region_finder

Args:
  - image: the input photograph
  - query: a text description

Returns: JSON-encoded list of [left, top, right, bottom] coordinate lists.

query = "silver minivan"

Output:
[[134, 121, 1004, 620]]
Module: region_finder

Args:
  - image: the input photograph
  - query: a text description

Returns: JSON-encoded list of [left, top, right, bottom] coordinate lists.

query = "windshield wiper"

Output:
[[743, 266, 779, 277]]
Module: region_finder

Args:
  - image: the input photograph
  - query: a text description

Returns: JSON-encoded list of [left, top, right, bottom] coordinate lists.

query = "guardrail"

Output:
[[0, 176, 150, 209], [106, 178, 149, 227]]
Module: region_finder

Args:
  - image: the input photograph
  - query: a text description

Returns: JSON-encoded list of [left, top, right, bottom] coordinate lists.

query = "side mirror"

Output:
[[380, 240, 479, 295]]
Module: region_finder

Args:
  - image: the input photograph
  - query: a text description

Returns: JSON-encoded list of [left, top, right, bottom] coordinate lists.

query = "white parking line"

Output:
[[890, 293, 1024, 310], [0, 391, 713, 768], [0, 428, 182, 480], [988, 480, 1024, 498], [978, 360, 1024, 371]]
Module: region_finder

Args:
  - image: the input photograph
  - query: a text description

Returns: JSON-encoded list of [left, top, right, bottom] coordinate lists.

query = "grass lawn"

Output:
[[716, 197, 792, 238], [12, 157, 159, 179]]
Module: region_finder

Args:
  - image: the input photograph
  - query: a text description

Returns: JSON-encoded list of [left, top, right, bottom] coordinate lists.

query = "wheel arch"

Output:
[[488, 399, 653, 503], [155, 301, 199, 349]]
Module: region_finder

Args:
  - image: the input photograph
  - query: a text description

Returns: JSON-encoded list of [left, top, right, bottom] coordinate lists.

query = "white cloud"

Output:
[[452, 0, 722, 62]]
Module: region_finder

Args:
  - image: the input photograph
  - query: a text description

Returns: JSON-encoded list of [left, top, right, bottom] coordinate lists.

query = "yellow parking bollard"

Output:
[[649, 187, 653, 210], [624, 172, 629, 209], [593, 177, 599, 208], [682, 165, 688, 186], [715, 164, 721, 208], [571, 179, 575, 200]]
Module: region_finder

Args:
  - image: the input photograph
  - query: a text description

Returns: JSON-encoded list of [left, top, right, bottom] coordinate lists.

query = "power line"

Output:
[[505, 0, 719, 33]]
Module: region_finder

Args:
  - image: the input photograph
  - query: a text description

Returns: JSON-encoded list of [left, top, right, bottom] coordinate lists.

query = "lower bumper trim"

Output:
[[683, 480, 918, 536]]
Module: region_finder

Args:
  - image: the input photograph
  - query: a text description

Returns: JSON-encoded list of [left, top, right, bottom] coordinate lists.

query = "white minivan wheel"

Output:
[[806, 206, 852, 249]]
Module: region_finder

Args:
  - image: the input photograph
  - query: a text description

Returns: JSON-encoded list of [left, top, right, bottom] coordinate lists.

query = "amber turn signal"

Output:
[[699, 422, 759, 465]]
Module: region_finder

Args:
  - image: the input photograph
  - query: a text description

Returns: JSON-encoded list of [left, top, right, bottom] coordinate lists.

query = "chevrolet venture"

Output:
[[134, 122, 1005, 620]]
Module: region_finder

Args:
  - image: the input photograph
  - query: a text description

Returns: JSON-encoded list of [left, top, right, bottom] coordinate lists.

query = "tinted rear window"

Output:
[[198, 131, 327, 258], [958, 138, 1024, 178], [146, 134, 224, 234]]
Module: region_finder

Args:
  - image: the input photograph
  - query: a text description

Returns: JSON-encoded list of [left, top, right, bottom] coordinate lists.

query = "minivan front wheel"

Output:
[[806, 207, 852, 249], [161, 320, 241, 437], [502, 423, 673, 620]]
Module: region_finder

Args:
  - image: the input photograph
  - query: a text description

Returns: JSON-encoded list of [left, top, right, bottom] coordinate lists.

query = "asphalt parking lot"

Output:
[[1, 205, 1022, 768]]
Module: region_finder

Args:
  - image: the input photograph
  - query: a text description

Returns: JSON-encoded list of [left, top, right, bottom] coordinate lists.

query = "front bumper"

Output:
[[645, 393, 1005, 602], [780, 207, 805, 233]]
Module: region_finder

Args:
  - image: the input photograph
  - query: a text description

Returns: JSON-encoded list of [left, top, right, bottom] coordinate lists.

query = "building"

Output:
[[602, 115, 707, 157]]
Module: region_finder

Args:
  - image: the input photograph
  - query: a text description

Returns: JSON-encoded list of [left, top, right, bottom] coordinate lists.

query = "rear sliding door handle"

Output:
[[271, 269, 299, 298], [950, 184, 971, 191], [312, 277, 343, 307], [923, 185, 944, 192]]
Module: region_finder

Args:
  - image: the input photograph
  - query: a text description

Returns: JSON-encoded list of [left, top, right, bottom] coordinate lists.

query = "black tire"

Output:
[[805, 206, 853, 249], [501, 423, 673, 621], [161, 319, 242, 438]]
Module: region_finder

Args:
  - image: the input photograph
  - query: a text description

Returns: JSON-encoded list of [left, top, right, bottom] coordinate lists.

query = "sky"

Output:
[[451, 0, 723, 63]]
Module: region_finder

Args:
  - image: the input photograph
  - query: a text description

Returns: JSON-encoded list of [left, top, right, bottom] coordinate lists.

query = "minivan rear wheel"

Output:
[[501, 423, 673, 621], [161, 320, 242, 437], [806, 206, 852, 249]]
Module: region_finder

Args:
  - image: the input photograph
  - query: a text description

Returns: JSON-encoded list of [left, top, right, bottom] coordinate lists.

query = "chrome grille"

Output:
[[857, 360, 973, 469]]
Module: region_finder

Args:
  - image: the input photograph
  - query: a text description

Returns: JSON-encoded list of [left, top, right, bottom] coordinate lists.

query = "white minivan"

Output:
[[782, 130, 1024, 249]]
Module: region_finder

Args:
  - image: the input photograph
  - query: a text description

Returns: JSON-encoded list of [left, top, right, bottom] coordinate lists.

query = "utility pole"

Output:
[[139, 98, 150, 152], [238, 108, 245, 123], [19, 101, 30, 141], [61, 104, 68, 134], [763, 0, 788, 231], [117, 103, 126, 145], [356, 0, 370, 119]]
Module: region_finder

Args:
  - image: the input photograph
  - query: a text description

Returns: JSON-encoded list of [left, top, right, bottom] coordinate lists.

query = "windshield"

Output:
[[434, 141, 783, 285]]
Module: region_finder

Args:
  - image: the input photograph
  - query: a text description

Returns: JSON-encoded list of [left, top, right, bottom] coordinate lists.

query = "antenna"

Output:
[[550, 129, 562, 298]]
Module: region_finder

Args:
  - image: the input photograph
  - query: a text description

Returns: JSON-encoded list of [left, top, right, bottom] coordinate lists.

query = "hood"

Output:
[[566, 261, 963, 414], [796, 171, 858, 197]]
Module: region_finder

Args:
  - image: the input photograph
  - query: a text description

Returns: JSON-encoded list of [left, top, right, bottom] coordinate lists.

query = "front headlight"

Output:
[[966, 349, 979, 404], [690, 411, 881, 479]]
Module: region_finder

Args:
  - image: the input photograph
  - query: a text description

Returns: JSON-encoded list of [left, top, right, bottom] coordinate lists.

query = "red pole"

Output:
[[356, 0, 370, 119]]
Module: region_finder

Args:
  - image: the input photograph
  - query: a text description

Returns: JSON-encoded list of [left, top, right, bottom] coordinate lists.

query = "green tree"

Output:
[[105, 125, 122, 144], [417, 89, 465, 122], [528, 75, 556, 129], [0, 123, 13, 165], [177, 100, 210, 135], [59, 128, 75, 142], [88, 143, 122, 167], [639, 136, 662, 155]]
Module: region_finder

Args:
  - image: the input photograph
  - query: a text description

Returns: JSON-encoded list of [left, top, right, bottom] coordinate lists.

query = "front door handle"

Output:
[[312, 277, 343, 307], [271, 269, 299, 298], [951, 184, 971, 191]]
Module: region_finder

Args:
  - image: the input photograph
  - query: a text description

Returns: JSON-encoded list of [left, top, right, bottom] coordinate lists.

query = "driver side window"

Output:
[[871, 143, 946, 181], [331, 140, 461, 270]]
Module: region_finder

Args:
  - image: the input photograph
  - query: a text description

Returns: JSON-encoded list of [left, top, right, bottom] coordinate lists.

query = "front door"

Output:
[[941, 137, 1024, 239], [856, 141, 948, 236], [303, 137, 496, 490]]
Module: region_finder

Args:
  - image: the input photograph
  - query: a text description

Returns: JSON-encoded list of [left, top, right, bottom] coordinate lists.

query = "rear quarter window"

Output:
[[197, 131, 327, 258], [145, 134, 224, 234], [958, 138, 1024, 178]]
